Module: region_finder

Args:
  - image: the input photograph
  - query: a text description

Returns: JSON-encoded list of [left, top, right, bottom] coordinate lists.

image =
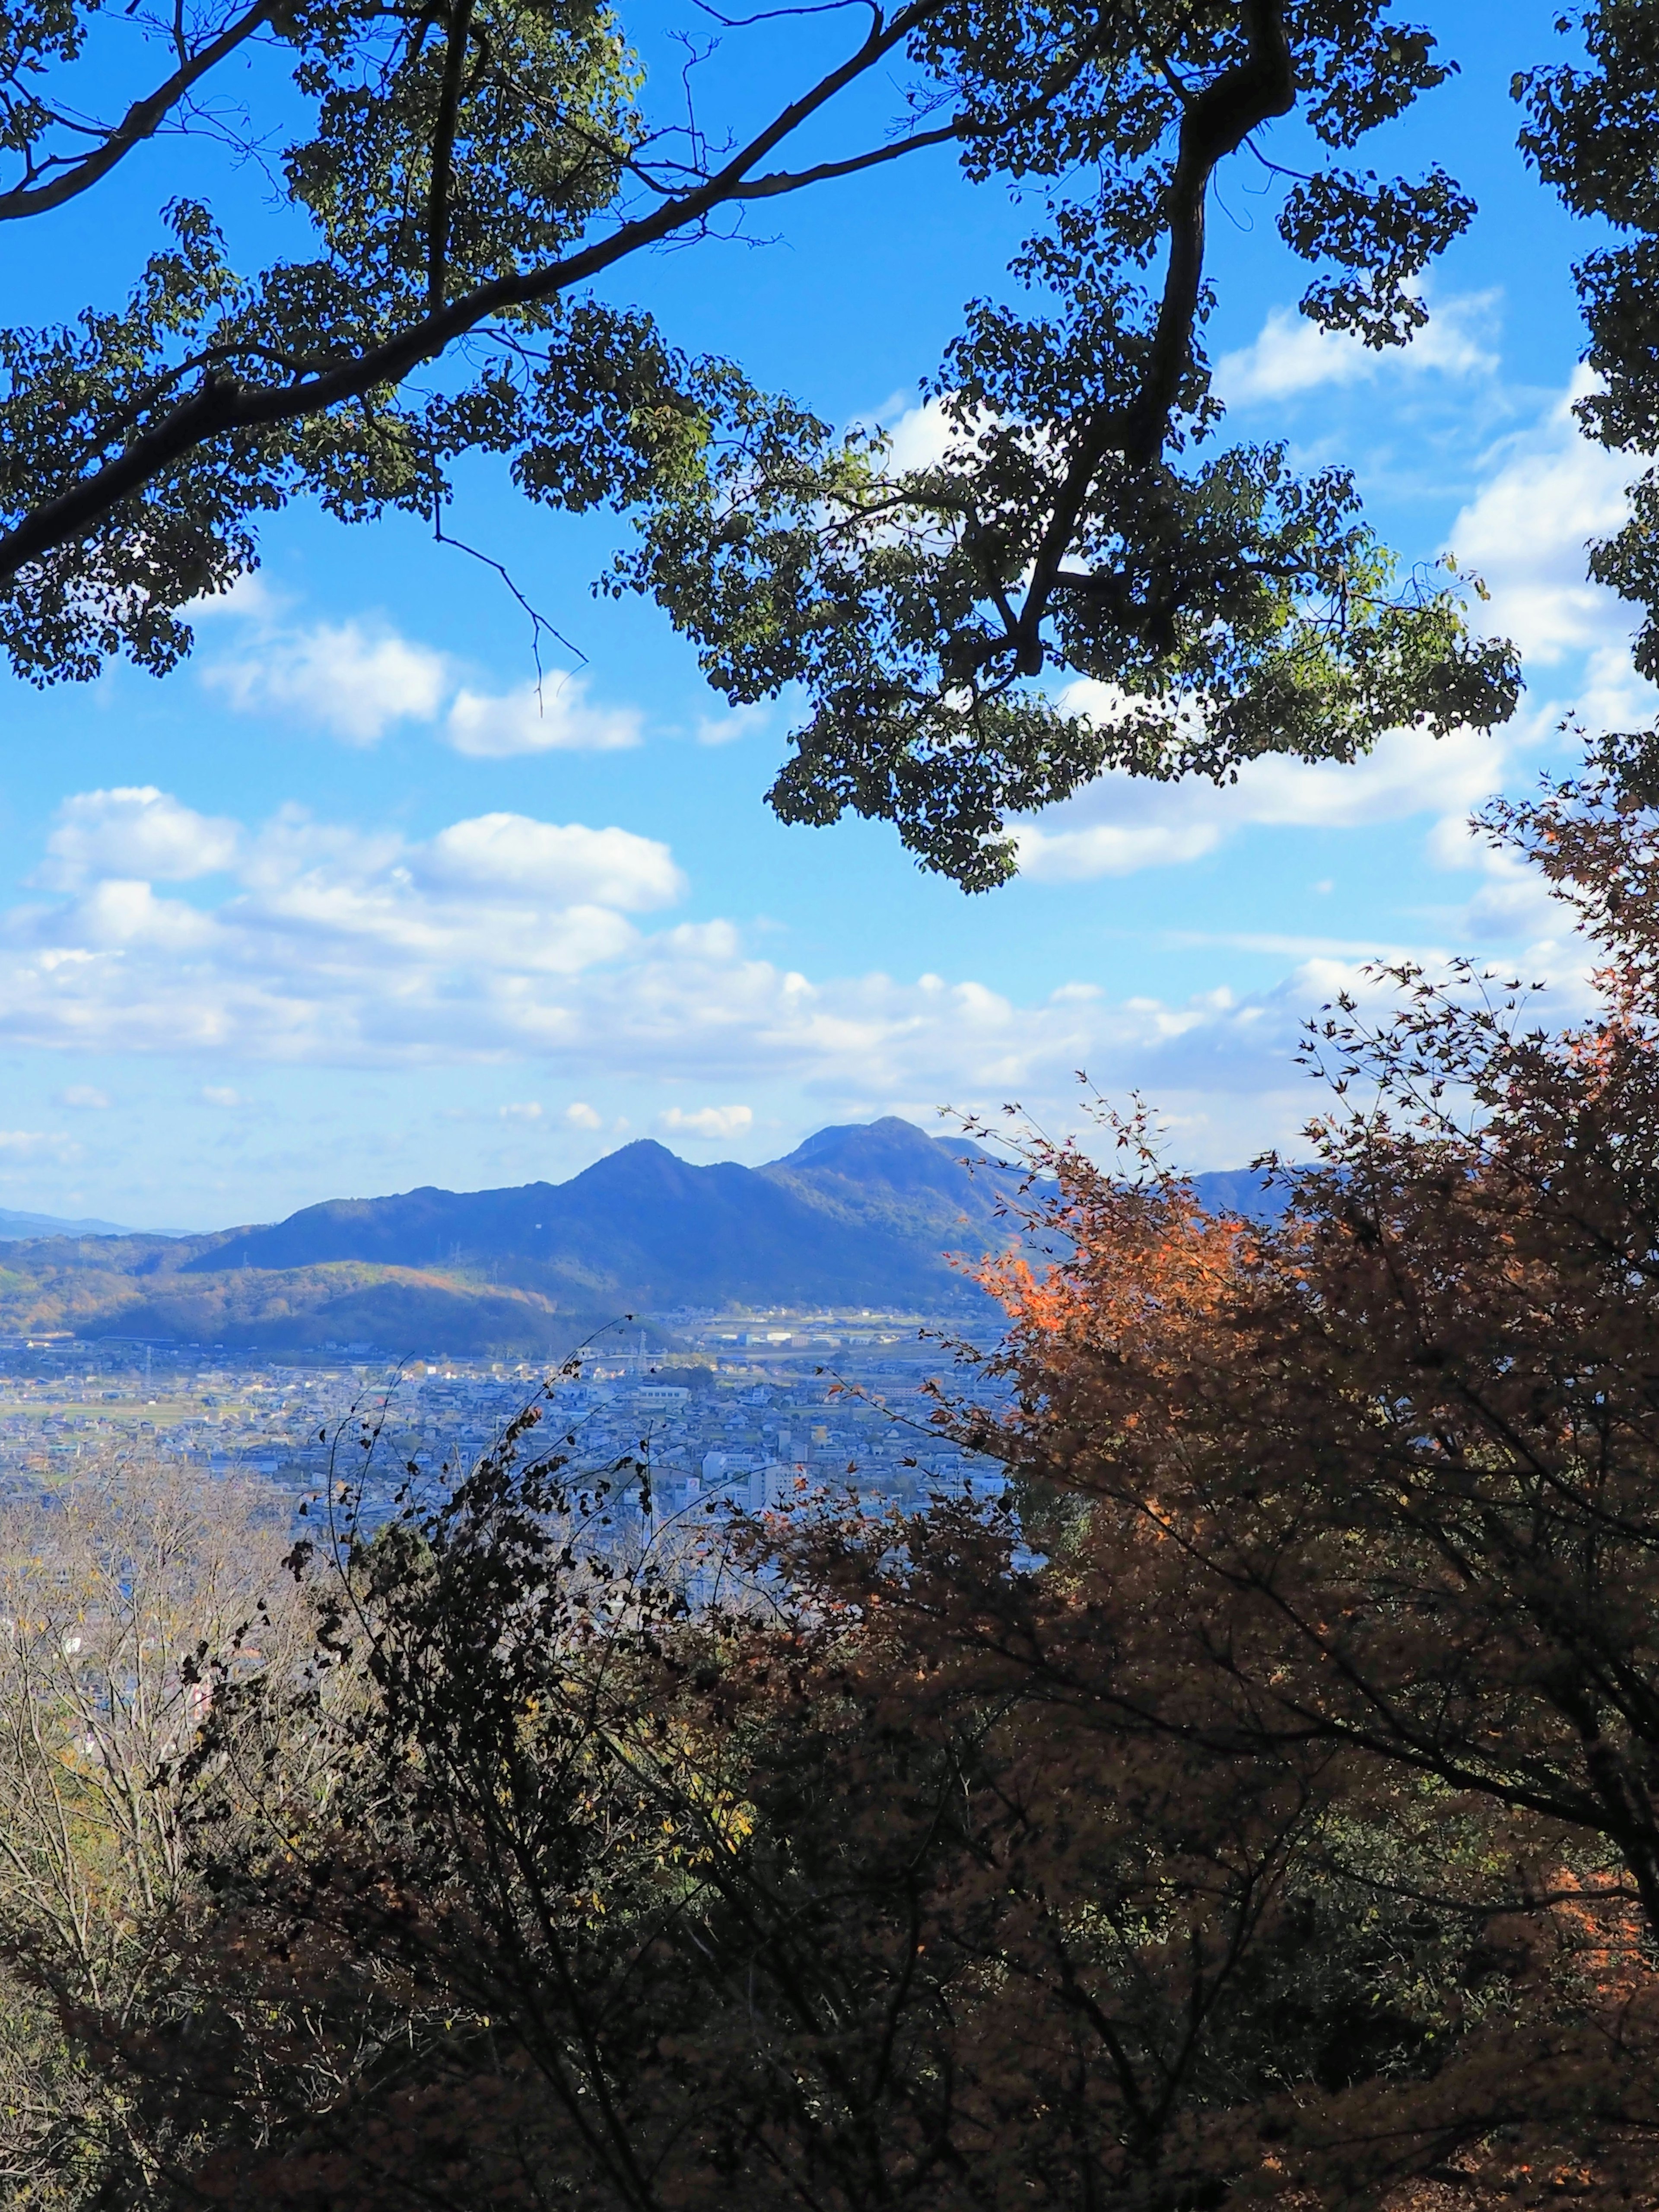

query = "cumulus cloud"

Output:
[[696, 702, 770, 747], [1017, 817, 1224, 879], [200, 597, 646, 757], [1421, 809, 1592, 962], [855, 392, 1014, 486], [203, 620, 449, 744], [445, 677, 642, 757], [0, 795, 691, 1062], [36, 788, 241, 891], [1216, 288, 1499, 405], [188, 571, 281, 624], [658, 1104, 754, 1139], [499, 1101, 543, 1122], [564, 1101, 603, 1129], [65, 881, 218, 952], [417, 816, 683, 910], [880, 394, 958, 471], [0, 1129, 76, 1157]]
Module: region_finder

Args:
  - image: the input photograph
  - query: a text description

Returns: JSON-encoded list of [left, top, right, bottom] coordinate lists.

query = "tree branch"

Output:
[[724, 113, 963, 199], [1008, 0, 1295, 677], [0, 0, 280, 222], [426, 0, 478, 314], [0, 0, 945, 582]]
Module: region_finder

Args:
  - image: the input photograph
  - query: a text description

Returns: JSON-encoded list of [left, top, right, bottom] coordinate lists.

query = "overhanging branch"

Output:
[[0, 0, 280, 222], [0, 0, 942, 581]]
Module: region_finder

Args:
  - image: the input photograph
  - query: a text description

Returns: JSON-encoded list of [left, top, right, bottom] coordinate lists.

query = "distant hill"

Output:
[[0, 1206, 150, 1241], [762, 1120, 1014, 1243], [178, 1119, 1022, 1313], [1186, 1165, 1290, 1220], [0, 1120, 1287, 1354]]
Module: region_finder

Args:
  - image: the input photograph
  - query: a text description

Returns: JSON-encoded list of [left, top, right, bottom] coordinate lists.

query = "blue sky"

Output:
[[0, 0, 1641, 1231]]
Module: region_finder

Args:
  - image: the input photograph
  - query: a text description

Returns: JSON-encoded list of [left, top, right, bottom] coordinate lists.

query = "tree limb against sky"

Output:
[[0, 0, 1645, 884]]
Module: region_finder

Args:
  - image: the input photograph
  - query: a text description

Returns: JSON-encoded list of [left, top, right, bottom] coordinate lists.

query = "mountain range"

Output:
[[0, 1120, 1280, 1355]]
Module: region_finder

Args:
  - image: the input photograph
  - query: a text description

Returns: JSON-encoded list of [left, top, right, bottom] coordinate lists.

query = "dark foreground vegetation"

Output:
[[0, 744, 1656, 2209]]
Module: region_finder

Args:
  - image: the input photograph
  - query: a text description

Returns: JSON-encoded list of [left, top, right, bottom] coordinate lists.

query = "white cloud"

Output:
[[66, 880, 218, 951], [696, 702, 770, 747], [1423, 810, 1585, 953], [1017, 819, 1223, 880], [658, 1104, 754, 1139], [0, 795, 692, 1060], [224, 823, 643, 983], [499, 1101, 543, 1122], [0, 1130, 75, 1157], [418, 815, 683, 911], [189, 571, 281, 624], [881, 395, 957, 472], [54, 1085, 110, 1109], [1216, 288, 1499, 405], [1016, 717, 1510, 881], [858, 392, 1017, 486], [445, 676, 642, 757], [1446, 375, 1643, 668], [37, 788, 241, 890], [203, 620, 449, 744], [0, 786, 1597, 1177]]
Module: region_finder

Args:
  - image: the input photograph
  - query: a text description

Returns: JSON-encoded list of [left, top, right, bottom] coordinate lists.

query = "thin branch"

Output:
[[693, 0, 880, 25], [724, 113, 962, 199], [430, 505, 588, 691], [0, 0, 280, 221]]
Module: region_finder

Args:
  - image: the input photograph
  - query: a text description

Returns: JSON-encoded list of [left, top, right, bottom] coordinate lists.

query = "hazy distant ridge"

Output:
[[0, 1207, 146, 1242]]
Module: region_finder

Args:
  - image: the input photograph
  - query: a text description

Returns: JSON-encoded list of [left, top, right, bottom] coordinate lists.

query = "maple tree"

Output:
[[957, 727, 1659, 1940], [887, 722, 1659, 2194]]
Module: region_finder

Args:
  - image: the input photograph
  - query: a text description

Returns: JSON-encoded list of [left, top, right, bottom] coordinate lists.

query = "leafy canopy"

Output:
[[0, 0, 1559, 881]]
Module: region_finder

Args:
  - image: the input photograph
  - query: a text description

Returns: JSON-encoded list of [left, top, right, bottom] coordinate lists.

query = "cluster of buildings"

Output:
[[0, 1319, 1006, 1548]]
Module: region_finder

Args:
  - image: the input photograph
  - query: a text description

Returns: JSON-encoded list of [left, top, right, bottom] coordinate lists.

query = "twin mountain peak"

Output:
[[191, 1118, 1022, 1310]]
